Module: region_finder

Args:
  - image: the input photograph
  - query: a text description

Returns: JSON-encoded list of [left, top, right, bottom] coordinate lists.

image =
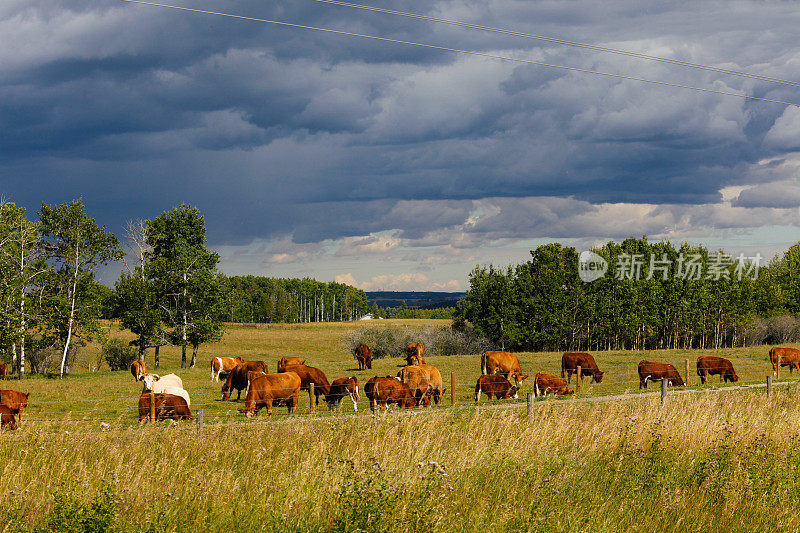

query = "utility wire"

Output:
[[119, 0, 798, 107], [308, 0, 800, 89]]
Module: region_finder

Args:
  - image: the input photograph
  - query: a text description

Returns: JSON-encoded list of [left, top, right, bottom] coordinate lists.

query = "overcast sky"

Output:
[[2, 0, 800, 290]]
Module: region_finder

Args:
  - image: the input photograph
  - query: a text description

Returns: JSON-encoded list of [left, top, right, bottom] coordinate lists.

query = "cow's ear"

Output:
[[25, 392, 30, 398]]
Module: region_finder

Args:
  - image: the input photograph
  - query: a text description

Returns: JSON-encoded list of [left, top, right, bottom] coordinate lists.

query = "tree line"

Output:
[[0, 201, 372, 379], [455, 238, 800, 352]]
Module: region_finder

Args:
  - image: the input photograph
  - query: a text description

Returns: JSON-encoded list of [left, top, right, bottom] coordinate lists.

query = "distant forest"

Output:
[[456, 237, 800, 352]]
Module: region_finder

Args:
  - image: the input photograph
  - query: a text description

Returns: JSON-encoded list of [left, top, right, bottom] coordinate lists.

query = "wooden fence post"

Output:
[[576, 366, 582, 395], [309, 383, 315, 414], [451, 372, 455, 406], [685, 359, 690, 386], [149, 390, 155, 423], [661, 378, 668, 406], [197, 408, 203, 436], [767, 375, 773, 397], [527, 393, 534, 424]]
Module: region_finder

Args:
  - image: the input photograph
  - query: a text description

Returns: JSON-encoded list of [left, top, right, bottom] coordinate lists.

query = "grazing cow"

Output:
[[474, 375, 519, 402], [278, 364, 330, 405], [0, 390, 29, 421], [0, 362, 8, 380], [137, 393, 192, 422], [638, 361, 685, 389], [697, 356, 739, 384], [405, 343, 426, 366], [0, 404, 17, 430], [354, 344, 372, 370], [769, 347, 800, 375], [210, 356, 244, 382], [365, 376, 416, 412], [130, 360, 147, 382], [534, 373, 573, 397], [397, 364, 446, 406], [142, 373, 190, 406], [221, 361, 269, 401], [239, 372, 302, 416], [561, 352, 604, 384], [276, 357, 305, 373], [481, 351, 529, 385], [325, 377, 359, 411]]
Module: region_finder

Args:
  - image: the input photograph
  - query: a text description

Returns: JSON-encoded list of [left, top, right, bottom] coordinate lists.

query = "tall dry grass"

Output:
[[4, 388, 800, 531]]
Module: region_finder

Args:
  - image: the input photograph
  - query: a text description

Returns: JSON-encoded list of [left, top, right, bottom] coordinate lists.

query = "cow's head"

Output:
[[141, 374, 160, 391], [406, 355, 422, 366], [731, 373, 740, 382], [509, 385, 519, 400], [592, 371, 604, 384], [513, 372, 529, 386], [221, 382, 232, 401]]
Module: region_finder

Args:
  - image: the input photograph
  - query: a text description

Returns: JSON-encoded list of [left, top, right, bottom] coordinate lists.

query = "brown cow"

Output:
[[325, 377, 359, 411], [130, 360, 147, 381], [278, 364, 331, 405], [0, 390, 28, 421], [561, 352, 604, 384], [211, 356, 245, 382], [474, 375, 519, 402], [221, 361, 269, 401], [481, 351, 529, 385], [697, 356, 739, 384], [405, 343, 426, 366], [769, 347, 800, 375], [638, 361, 685, 389], [354, 344, 372, 370], [534, 373, 573, 397], [0, 362, 8, 380], [365, 376, 416, 412], [239, 372, 302, 416], [397, 364, 446, 406], [0, 404, 17, 430], [276, 357, 305, 372], [138, 392, 192, 422]]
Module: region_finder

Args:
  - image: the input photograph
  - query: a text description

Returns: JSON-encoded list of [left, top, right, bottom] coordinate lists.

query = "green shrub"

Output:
[[103, 338, 137, 371], [29, 481, 118, 533]]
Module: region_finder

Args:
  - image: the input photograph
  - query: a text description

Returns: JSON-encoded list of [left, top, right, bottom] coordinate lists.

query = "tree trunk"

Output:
[[60, 269, 79, 379], [154, 345, 160, 369], [138, 340, 146, 362], [190, 343, 198, 368]]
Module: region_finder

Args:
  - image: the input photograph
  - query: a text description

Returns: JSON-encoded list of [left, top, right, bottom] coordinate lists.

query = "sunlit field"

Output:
[[3, 320, 800, 531]]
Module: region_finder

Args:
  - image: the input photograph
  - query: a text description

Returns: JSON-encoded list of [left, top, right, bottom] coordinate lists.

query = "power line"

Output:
[[118, 0, 799, 108], [308, 0, 800, 89]]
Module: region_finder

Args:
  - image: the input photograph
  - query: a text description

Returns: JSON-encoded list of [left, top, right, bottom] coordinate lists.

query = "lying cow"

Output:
[[365, 376, 416, 412], [697, 356, 739, 384], [142, 373, 190, 407], [481, 351, 529, 385], [474, 375, 518, 402], [239, 372, 301, 416], [534, 373, 573, 397], [638, 361, 685, 389], [130, 360, 147, 381], [0, 405, 17, 430], [278, 363, 330, 405], [561, 352, 604, 384], [769, 347, 800, 375], [0, 390, 29, 421], [276, 357, 305, 372], [138, 392, 192, 422], [210, 356, 244, 382], [354, 344, 372, 370], [222, 361, 269, 401], [405, 343, 426, 366], [397, 364, 446, 406], [0, 362, 8, 380], [325, 377, 359, 411]]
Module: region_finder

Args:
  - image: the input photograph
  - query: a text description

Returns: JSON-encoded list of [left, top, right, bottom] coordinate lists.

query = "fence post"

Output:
[[309, 383, 315, 414], [767, 375, 773, 397], [149, 390, 155, 423], [685, 359, 690, 386], [576, 366, 582, 395], [197, 408, 203, 436], [527, 393, 534, 424], [451, 372, 455, 406], [661, 377, 667, 406], [777, 354, 781, 379]]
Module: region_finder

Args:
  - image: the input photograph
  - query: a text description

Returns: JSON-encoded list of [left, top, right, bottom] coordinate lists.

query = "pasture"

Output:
[[3, 319, 800, 531]]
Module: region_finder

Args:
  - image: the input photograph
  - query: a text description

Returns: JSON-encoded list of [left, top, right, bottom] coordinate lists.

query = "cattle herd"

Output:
[[0, 345, 796, 429]]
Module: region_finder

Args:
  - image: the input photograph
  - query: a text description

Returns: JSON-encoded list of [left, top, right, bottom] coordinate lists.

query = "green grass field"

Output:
[[3, 320, 800, 531]]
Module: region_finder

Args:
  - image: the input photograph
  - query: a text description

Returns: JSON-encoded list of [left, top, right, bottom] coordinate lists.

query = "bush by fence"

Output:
[[103, 339, 137, 371], [341, 325, 489, 359]]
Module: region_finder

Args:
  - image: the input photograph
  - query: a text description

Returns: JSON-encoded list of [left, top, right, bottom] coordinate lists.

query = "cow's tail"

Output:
[[535, 379, 540, 398], [770, 347, 776, 370], [480, 353, 487, 375], [560, 357, 565, 379], [474, 380, 481, 402], [211, 357, 220, 381]]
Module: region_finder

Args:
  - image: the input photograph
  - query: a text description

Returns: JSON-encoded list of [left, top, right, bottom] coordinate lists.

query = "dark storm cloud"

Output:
[[1, 0, 800, 248]]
